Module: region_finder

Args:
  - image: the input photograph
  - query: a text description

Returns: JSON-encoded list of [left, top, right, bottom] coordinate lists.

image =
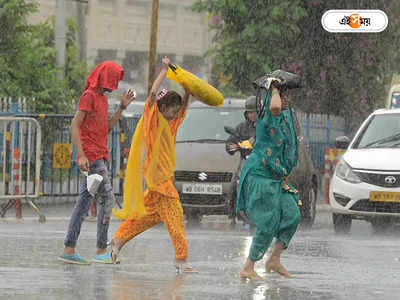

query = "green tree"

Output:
[[0, 0, 87, 113], [194, 0, 400, 132]]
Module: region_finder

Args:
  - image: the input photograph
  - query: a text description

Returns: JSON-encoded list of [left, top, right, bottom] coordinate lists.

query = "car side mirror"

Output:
[[335, 136, 350, 149]]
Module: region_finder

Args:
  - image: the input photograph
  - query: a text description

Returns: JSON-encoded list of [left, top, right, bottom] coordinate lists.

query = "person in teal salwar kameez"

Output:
[[237, 84, 300, 280]]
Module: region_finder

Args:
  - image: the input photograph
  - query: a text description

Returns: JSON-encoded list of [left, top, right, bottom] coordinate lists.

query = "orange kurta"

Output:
[[114, 97, 189, 260], [113, 97, 187, 219], [142, 99, 186, 197]]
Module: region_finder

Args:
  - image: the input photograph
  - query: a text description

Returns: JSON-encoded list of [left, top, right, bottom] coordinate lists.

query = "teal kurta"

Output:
[[237, 91, 300, 261]]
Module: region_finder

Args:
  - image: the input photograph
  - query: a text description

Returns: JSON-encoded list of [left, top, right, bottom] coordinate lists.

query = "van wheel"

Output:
[[300, 184, 317, 229], [186, 212, 202, 225], [371, 218, 392, 233], [228, 192, 237, 223], [332, 213, 352, 234]]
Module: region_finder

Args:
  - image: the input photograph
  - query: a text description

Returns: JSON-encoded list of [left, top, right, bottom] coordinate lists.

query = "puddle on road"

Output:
[[3, 217, 400, 300]]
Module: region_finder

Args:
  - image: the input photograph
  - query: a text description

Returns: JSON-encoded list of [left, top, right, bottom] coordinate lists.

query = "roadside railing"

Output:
[[0, 117, 44, 221], [0, 113, 142, 221]]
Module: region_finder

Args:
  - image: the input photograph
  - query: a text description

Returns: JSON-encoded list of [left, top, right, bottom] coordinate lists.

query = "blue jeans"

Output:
[[64, 159, 115, 249]]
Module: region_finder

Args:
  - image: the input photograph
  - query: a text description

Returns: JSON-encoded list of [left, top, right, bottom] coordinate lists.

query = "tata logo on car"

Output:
[[384, 176, 396, 185], [322, 10, 388, 32], [198, 172, 208, 181]]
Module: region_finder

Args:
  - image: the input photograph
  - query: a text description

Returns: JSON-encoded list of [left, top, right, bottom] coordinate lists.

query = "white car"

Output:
[[329, 108, 400, 233]]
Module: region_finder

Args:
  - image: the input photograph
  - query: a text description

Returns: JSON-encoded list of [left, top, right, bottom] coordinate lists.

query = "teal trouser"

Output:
[[248, 184, 301, 261]]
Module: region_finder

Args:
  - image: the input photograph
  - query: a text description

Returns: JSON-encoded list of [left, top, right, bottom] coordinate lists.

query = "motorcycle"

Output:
[[224, 125, 254, 225], [224, 125, 254, 159]]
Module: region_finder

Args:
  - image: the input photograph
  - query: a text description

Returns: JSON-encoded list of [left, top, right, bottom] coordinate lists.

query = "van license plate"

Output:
[[370, 191, 400, 202], [182, 183, 223, 195]]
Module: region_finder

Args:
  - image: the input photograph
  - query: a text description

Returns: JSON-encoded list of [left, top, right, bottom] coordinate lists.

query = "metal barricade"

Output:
[[18, 114, 122, 198], [34, 114, 84, 198], [32, 114, 123, 219], [0, 114, 142, 221], [0, 117, 44, 222]]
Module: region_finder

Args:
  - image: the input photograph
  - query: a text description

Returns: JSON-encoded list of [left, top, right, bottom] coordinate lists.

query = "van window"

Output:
[[354, 113, 400, 148], [177, 108, 244, 141]]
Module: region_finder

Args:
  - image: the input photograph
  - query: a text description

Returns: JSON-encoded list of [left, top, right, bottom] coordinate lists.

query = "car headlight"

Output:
[[335, 159, 361, 184]]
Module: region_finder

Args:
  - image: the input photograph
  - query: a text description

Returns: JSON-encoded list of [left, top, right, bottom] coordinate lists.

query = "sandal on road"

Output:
[[174, 263, 198, 274], [239, 271, 264, 281]]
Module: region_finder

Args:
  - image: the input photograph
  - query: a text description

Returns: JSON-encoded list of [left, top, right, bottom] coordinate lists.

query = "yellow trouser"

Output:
[[114, 190, 188, 260]]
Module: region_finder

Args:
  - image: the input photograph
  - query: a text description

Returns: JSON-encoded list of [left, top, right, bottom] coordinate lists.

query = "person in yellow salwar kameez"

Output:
[[111, 57, 196, 273]]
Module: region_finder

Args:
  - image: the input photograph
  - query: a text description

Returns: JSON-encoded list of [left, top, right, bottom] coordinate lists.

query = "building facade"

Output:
[[30, 0, 214, 99]]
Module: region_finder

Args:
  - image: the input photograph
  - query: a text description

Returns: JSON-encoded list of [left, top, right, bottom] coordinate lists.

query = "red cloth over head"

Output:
[[77, 61, 124, 163], [84, 61, 124, 91]]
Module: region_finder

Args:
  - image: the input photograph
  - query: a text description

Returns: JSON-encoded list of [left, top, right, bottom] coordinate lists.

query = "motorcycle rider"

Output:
[[225, 96, 257, 159]]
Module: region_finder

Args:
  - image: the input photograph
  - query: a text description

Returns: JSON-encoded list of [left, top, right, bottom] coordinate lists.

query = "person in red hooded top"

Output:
[[58, 61, 135, 265]]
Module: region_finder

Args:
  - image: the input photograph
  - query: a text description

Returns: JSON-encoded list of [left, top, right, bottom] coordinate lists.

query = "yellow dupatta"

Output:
[[112, 107, 176, 219]]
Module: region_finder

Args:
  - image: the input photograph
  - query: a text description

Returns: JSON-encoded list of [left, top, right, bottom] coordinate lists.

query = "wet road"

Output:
[[1, 204, 400, 300]]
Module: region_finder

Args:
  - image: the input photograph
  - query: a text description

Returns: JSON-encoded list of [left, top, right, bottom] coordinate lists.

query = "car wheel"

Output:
[[228, 191, 237, 222], [371, 218, 392, 233], [300, 184, 317, 228], [185, 211, 202, 225], [332, 213, 352, 234]]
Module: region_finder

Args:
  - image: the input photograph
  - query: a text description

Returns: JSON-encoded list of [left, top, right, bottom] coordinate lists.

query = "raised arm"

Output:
[[270, 85, 282, 116], [176, 88, 190, 119], [148, 56, 170, 107], [108, 89, 135, 132]]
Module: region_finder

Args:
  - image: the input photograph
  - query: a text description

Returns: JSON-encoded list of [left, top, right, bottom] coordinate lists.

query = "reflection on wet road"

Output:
[[1, 209, 400, 300]]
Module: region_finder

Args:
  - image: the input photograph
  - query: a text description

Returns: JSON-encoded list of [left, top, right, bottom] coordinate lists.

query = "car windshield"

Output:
[[177, 107, 245, 142], [354, 113, 400, 148]]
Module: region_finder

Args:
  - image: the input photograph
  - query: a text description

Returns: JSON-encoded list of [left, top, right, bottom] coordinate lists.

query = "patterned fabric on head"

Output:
[[84, 61, 124, 91], [157, 88, 168, 100]]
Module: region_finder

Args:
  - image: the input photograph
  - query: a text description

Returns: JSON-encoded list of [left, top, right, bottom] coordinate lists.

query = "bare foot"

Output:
[[265, 261, 291, 278], [110, 249, 119, 263], [110, 238, 122, 263], [239, 269, 264, 280]]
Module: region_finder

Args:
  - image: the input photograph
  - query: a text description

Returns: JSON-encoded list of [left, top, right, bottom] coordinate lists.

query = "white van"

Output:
[[120, 99, 319, 227]]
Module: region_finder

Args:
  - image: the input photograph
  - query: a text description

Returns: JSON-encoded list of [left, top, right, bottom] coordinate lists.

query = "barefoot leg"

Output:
[[265, 241, 291, 278], [110, 237, 124, 263], [240, 258, 264, 280]]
